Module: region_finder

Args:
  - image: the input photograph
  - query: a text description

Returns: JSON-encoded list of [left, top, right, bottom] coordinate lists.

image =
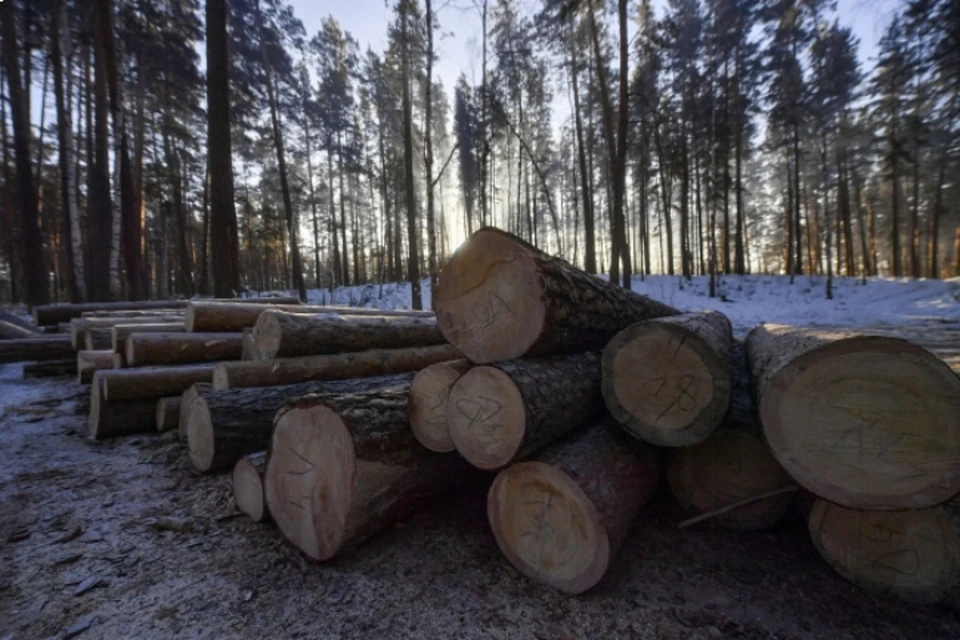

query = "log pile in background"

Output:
[[185, 300, 433, 332]]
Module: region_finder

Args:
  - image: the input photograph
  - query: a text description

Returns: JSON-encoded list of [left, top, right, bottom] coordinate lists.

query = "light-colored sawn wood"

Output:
[[407, 359, 472, 452]]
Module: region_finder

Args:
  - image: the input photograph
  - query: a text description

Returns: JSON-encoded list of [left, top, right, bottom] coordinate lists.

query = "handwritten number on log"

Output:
[[472, 292, 514, 330], [456, 395, 503, 430], [286, 447, 317, 476]]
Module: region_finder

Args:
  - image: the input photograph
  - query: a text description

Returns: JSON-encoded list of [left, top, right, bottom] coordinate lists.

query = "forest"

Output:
[[0, 0, 958, 310]]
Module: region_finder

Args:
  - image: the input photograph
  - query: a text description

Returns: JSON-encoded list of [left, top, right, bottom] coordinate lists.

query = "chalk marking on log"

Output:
[[455, 395, 503, 431], [286, 448, 317, 476]]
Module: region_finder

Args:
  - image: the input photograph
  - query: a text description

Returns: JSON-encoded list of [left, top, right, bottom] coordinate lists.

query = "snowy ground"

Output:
[[300, 274, 960, 334]]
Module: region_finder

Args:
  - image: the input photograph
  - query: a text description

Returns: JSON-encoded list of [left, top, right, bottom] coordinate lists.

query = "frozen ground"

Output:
[[1, 277, 958, 640], [301, 274, 960, 334]]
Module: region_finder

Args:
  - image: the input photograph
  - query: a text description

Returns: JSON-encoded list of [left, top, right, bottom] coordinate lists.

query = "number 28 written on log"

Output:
[[641, 373, 700, 423]]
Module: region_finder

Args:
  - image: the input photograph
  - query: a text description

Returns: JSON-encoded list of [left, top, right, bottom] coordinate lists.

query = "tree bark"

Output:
[[252, 311, 443, 360], [233, 451, 270, 523], [111, 322, 186, 352], [184, 300, 428, 332], [408, 359, 472, 453], [400, 1, 422, 310], [98, 363, 215, 402], [213, 343, 461, 390], [23, 360, 77, 377], [602, 311, 733, 447], [70, 315, 183, 349], [125, 332, 241, 366], [187, 373, 414, 472], [89, 375, 158, 439], [206, 0, 240, 297], [34, 299, 195, 326], [435, 228, 680, 363], [488, 421, 660, 594], [745, 324, 960, 509], [448, 351, 605, 470], [808, 498, 960, 603], [1, 0, 49, 306], [178, 382, 213, 441], [0, 336, 74, 364], [265, 381, 470, 561]]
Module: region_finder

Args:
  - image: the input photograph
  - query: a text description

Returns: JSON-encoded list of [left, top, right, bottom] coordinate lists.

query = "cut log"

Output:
[[265, 383, 470, 561], [602, 311, 733, 447], [746, 324, 960, 510], [84, 328, 113, 351], [155, 397, 181, 432], [0, 336, 74, 364], [667, 429, 795, 531], [447, 352, 605, 471], [112, 323, 186, 352], [0, 311, 40, 339], [187, 373, 415, 473], [88, 375, 159, 439], [808, 498, 960, 603], [23, 359, 76, 377], [233, 452, 270, 523], [77, 350, 121, 384], [186, 301, 434, 332], [407, 359, 473, 452], [666, 341, 795, 531], [178, 383, 213, 441], [34, 296, 301, 326], [82, 309, 185, 319], [241, 328, 259, 361], [125, 332, 242, 366], [212, 344, 462, 390], [253, 311, 444, 360], [70, 315, 183, 349], [434, 228, 681, 363], [488, 422, 660, 594], [98, 364, 215, 402]]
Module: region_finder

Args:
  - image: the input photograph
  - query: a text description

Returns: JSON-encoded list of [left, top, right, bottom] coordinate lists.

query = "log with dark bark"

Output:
[[746, 324, 960, 510], [179, 382, 213, 441], [81, 309, 185, 319], [602, 311, 732, 447], [0, 336, 74, 364], [125, 332, 242, 366], [98, 364, 215, 402], [233, 452, 269, 523], [112, 323, 185, 352], [70, 315, 183, 349], [265, 383, 470, 561], [253, 311, 444, 360], [186, 301, 434, 332], [447, 352, 605, 470], [434, 228, 681, 363], [808, 498, 960, 603], [77, 349, 121, 384], [187, 374, 415, 473], [155, 396, 181, 432], [408, 359, 472, 452], [0, 311, 40, 339], [212, 344, 461, 390], [34, 296, 301, 326], [89, 374, 158, 439], [23, 360, 76, 377], [488, 421, 661, 594]]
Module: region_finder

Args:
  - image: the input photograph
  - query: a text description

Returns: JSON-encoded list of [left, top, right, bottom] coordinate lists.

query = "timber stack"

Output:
[[2, 230, 958, 604]]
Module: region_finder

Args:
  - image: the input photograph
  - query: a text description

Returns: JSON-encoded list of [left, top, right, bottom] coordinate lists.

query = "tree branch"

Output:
[[431, 141, 459, 189]]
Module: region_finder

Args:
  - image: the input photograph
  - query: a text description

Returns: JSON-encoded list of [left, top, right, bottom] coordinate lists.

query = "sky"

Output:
[[289, 0, 905, 96]]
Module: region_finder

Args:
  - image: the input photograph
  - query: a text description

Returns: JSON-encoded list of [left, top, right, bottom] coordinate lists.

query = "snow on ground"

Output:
[[277, 274, 960, 334]]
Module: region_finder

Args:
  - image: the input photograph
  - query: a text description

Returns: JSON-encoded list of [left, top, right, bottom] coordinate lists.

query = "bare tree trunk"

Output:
[[337, 134, 349, 286], [52, 1, 86, 302], [400, 1, 422, 310], [928, 152, 946, 279], [199, 161, 210, 294], [206, 0, 240, 297], [424, 0, 438, 305], [1, 1, 49, 306]]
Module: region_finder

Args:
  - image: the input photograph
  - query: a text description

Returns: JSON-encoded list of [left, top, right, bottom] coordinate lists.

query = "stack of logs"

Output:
[[2, 228, 959, 605]]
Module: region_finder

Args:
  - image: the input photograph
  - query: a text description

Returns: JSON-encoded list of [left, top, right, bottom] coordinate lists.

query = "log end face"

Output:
[[124, 336, 135, 367], [448, 366, 526, 470], [88, 377, 103, 439], [212, 364, 230, 391], [184, 304, 197, 333], [667, 429, 794, 531], [233, 458, 266, 522], [760, 337, 960, 509], [488, 461, 610, 594], [252, 312, 282, 361], [265, 405, 357, 561], [808, 498, 960, 603], [603, 323, 729, 448], [408, 362, 470, 453], [186, 397, 216, 473], [435, 229, 545, 364]]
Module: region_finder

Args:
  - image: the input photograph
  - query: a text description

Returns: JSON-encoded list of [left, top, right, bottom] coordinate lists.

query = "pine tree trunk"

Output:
[[206, 0, 240, 297], [1, 1, 50, 307], [400, 5, 422, 310], [424, 0, 438, 304], [929, 153, 946, 278]]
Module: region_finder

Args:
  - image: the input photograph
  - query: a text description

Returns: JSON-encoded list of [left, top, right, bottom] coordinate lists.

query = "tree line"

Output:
[[1, 0, 958, 309]]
